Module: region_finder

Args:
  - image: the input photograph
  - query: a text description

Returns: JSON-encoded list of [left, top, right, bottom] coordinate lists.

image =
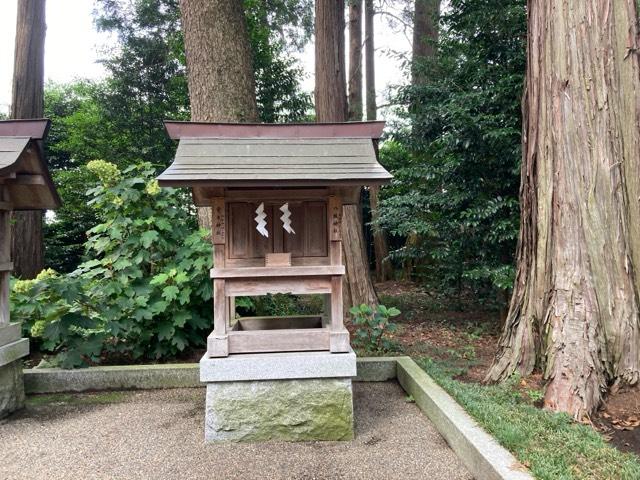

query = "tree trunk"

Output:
[[364, 0, 376, 121], [315, 0, 348, 122], [412, 0, 440, 86], [10, 0, 46, 279], [487, 0, 640, 420], [362, 1, 391, 282], [347, 0, 363, 121], [179, 0, 259, 231], [315, 0, 378, 311]]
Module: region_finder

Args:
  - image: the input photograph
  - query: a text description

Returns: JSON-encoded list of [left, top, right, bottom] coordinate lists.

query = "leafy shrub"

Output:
[[11, 162, 212, 367], [350, 304, 401, 354], [380, 0, 526, 303], [12, 269, 105, 368]]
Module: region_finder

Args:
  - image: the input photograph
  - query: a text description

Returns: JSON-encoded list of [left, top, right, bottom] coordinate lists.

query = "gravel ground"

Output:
[[1, 382, 472, 480]]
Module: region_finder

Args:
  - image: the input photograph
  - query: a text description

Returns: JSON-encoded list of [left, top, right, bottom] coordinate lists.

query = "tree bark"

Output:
[[315, 0, 348, 122], [10, 0, 46, 279], [412, 0, 440, 86], [347, 0, 363, 121], [362, 1, 391, 282], [487, 0, 640, 420], [179, 0, 259, 230], [364, 0, 376, 121], [315, 0, 378, 311]]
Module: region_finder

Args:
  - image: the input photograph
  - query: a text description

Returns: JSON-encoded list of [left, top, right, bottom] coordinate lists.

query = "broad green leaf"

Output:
[[141, 230, 159, 248]]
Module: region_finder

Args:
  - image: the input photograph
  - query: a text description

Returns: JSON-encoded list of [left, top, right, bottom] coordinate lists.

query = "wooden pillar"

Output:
[[328, 194, 349, 352], [0, 187, 11, 325], [330, 275, 343, 331], [208, 197, 229, 356]]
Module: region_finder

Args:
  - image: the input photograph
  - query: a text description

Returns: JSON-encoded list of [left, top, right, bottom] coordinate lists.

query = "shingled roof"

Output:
[[158, 121, 392, 187], [0, 119, 61, 210]]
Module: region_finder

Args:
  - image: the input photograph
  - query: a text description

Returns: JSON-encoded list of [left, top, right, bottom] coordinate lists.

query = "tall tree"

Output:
[[412, 0, 440, 86], [347, 0, 363, 121], [10, 0, 46, 279], [364, 0, 376, 121], [315, 0, 378, 309], [180, 0, 258, 123], [179, 0, 259, 229], [487, 0, 640, 419], [362, 0, 391, 281], [315, 0, 348, 121]]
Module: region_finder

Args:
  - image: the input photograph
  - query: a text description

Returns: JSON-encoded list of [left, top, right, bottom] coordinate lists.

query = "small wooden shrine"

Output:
[[0, 119, 60, 418], [158, 121, 391, 358]]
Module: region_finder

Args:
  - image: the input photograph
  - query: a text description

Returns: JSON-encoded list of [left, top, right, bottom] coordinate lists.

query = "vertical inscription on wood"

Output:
[[212, 197, 225, 244], [329, 195, 342, 241]]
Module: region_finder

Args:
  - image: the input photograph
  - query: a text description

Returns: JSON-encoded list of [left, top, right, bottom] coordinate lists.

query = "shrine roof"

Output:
[[158, 122, 392, 187], [0, 119, 60, 210]]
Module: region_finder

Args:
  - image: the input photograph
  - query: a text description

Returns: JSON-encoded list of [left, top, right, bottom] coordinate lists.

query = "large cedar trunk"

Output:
[[315, 0, 378, 310], [10, 0, 46, 279], [411, 0, 440, 86], [179, 0, 258, 230], [362, 0, 391, 282], [315, 0, 348, 122], [487, 0, 640, 419], [364, 0, 376, 121], [347, 0, 363, 121]]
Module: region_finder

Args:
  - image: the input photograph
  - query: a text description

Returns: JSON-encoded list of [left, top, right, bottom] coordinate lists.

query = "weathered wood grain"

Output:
[[211, 265, 345, 278], [227, 328, 330, 354], [224, 277, 333, 297]]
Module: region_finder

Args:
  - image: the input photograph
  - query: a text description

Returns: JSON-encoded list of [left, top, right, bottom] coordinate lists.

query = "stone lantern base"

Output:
[[0, 323, 29, 418], [200, 350, 356, 442]]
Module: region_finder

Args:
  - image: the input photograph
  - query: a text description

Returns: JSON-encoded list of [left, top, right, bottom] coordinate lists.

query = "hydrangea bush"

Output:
[[11, 162, 213, 367]]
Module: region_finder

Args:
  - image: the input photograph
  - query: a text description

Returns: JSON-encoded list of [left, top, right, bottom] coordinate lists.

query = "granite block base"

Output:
[[201, 350, 356, 442]]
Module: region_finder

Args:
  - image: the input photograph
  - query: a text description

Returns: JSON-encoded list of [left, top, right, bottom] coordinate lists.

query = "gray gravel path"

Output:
[[1, 382, 471, 480]]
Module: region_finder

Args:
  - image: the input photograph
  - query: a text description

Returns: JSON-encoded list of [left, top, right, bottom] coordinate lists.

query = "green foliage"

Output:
[[11, 269, 105, 368], [350, 304, 400, 354], [13, 163, 212, 367], [380, 0, 526, 302], [420, 358, 640, 479]]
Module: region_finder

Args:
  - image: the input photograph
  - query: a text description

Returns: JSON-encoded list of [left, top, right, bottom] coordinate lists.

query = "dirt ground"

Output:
[[374, 281, 640, 459], [1, 382, 471, 480]]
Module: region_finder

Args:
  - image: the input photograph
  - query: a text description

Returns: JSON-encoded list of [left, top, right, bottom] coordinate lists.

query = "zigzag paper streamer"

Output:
[[255, 202, 269, 237], [280, 203, 295, 234]]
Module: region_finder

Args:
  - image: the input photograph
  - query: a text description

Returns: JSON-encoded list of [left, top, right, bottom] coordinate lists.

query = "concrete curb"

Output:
[[23, 356, 533, 480], [396, 357, 533, 480], [24, 363, 200, 393], [24, 357, 399, 394]]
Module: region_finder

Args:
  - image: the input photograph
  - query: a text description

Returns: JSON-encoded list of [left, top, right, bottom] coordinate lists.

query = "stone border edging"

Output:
[[23, 357, 397, 394], [396, 357, 533, 480], [23, 356, 532, 480], [24, 363, 200, 393]]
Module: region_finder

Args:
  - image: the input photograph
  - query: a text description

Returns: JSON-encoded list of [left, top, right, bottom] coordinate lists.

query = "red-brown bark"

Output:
[[10, 0, 46, 279], [487, 0, 640, 419], [348, 0, 363, 121]]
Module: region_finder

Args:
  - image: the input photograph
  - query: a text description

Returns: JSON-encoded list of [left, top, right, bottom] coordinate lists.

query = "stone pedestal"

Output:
[[200, 349, 356, 442], [0, 323, 28, 419]]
